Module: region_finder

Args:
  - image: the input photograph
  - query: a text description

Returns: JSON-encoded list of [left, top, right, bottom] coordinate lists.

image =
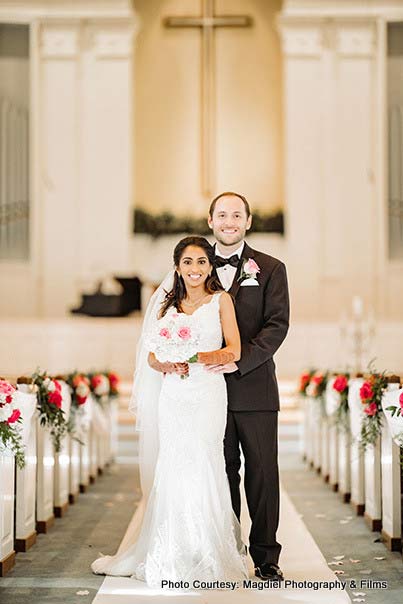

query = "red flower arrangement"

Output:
[[332, 373, 350, 432], [298, 370, 314, 396], [0, 379, 25, 468], [68, 373, 90, 406], [32, 369, 69, 452], [358, 371, 388, 449], [107, 372, 120, 397]]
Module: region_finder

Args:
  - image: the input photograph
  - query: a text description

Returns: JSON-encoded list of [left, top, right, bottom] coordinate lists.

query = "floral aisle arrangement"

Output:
[[66, 372, 91, 439], [0, 379, 25, 468], [384, 390, 403, 462], [332, 373, 350, 432], [306, 371, 329, 416], [68, 372, 91, 407], [107, 372, 120, 397], [385, 391, 403, 419], [306, 371, 328, 399], [88, 372, 111, 404], [298, 370, 315, 396], [359, 371, 388, 450], [32, 370, 69, 452], [145, 310, 201, 379]]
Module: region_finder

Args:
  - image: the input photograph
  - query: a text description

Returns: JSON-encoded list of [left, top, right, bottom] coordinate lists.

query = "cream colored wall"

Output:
[[134, 0, 283, 215]]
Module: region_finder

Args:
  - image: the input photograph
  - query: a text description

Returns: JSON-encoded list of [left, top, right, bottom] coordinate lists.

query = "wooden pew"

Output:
[[53, 381, 71, 518], [14, 382, 38, 552], [348, 376, 365, 515], [381, 377, 403, 551]]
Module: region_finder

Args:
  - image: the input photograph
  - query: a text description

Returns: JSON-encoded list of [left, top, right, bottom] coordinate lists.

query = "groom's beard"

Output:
[[213, 230, 246, 249]]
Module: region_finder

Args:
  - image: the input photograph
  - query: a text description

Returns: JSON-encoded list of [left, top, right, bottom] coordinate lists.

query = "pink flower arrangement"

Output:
[[0, 380, 21, 423], [364, 402, 378, 416], [0, 379, 25, 468], [333, 375, 348, 393]]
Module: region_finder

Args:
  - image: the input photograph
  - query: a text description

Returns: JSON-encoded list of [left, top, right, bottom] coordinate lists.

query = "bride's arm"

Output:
[[197, 292, 241, 364]]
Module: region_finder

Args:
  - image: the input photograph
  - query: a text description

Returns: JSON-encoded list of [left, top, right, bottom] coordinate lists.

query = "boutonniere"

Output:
[[238, 258, 260, 286]]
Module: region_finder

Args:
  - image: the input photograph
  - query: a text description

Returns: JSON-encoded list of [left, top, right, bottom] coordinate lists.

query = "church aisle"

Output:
[[92, 482, 351, 604], [0, 464, 140, 604], [280, 450, 403, 604]]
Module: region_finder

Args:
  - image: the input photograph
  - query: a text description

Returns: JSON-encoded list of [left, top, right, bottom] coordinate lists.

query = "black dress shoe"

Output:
[[254, 562, 284, 582]]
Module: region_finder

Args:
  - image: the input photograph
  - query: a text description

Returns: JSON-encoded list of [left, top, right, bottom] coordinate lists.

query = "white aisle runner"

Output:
[[92, 485, 351, 604]]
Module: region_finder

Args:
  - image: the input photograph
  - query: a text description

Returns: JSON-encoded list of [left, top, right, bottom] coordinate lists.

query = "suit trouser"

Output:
[[224, 410, 281, 566]]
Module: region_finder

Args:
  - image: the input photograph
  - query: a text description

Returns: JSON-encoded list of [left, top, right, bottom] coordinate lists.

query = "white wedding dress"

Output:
[[91, 292, 248, 586]]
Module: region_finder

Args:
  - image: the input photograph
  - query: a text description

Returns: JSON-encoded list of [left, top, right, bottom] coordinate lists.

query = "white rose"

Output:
[[76, 383, 89, 397], [0, 405, 13, 422], [306, 383, 316, 397]]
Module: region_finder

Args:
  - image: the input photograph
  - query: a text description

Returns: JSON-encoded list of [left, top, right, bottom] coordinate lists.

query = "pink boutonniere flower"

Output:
[[238, 258, 261, 284]]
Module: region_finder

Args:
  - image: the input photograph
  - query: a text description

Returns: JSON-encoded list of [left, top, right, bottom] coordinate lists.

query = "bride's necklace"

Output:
[[182, 293, 209, 308]]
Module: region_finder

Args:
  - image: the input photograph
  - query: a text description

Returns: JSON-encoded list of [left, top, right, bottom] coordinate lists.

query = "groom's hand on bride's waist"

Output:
[[205, 362, 238, 374], [204, 362, 239, 374]]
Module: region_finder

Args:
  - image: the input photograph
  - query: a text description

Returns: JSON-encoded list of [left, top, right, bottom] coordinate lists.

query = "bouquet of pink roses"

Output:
[[146, 309, 201, 366]]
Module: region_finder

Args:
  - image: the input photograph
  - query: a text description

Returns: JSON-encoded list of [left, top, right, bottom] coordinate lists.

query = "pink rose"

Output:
[[48, 390, 62, 408], [333, 375, 348, 393], [177, 326, 191, 340], [0, 380, 16, 396], [364, 402, 378, 416], [7, 408, 21, 424], [359, 382, 374, 402], [244, 259, 260, 276], [54, 380, 62, 392], [399, 392, 403, 411], [159, 328, 171, 339]]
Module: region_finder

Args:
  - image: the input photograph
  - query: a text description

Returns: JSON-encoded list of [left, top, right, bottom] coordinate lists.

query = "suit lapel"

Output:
[[228, 242, 255, 299]]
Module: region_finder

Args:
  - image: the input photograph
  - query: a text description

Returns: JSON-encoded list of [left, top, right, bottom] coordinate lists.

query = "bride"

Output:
[[91, 236, 248, 586]]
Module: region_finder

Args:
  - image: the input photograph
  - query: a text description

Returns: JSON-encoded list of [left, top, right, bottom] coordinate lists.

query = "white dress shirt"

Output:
[[215, 242, 245, 291]]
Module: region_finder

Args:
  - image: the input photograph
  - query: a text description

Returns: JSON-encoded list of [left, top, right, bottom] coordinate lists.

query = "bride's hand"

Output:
[[172, 362, 189, 377]]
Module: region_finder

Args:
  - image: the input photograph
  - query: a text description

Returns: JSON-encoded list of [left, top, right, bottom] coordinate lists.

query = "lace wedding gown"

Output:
[[91, 292, 248, 586]]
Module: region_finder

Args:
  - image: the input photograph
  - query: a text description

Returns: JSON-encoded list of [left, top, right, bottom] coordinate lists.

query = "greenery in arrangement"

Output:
[[87, 370, 120, 405], [0, 379, 25, 468], [32, 369, 70, 452], [332, 373, 350, 433], [133, 207, 284, 238], [358, 368, 388, 451]]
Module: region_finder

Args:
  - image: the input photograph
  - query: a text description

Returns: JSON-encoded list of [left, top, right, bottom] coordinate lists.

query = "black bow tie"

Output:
[[214, 254, 240, 268]]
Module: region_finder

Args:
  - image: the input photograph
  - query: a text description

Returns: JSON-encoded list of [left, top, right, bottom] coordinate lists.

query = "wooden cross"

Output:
[[164, 0, 252, 197]]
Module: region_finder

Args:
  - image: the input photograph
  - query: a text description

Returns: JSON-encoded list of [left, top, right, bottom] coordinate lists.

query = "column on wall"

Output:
[[279, 9, 378, 321], [35, 14, 137, 317]]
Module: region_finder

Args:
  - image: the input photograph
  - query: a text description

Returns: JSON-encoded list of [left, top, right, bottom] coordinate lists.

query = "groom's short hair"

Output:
[[209, 192, 251, 218]]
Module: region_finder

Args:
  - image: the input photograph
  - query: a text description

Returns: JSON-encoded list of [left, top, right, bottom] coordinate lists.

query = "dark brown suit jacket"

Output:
[[216, 242, 290, 411]]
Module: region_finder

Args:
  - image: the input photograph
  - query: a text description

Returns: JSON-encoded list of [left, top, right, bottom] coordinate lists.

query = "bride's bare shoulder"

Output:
[[218, 291, 234, 308]]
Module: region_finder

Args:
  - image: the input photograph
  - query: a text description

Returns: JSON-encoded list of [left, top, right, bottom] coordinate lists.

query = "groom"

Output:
[[206, 192, 289, 582]]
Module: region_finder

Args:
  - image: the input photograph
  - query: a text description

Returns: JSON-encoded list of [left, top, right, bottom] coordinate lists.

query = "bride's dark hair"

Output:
[[159, 236, 223, 318]]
